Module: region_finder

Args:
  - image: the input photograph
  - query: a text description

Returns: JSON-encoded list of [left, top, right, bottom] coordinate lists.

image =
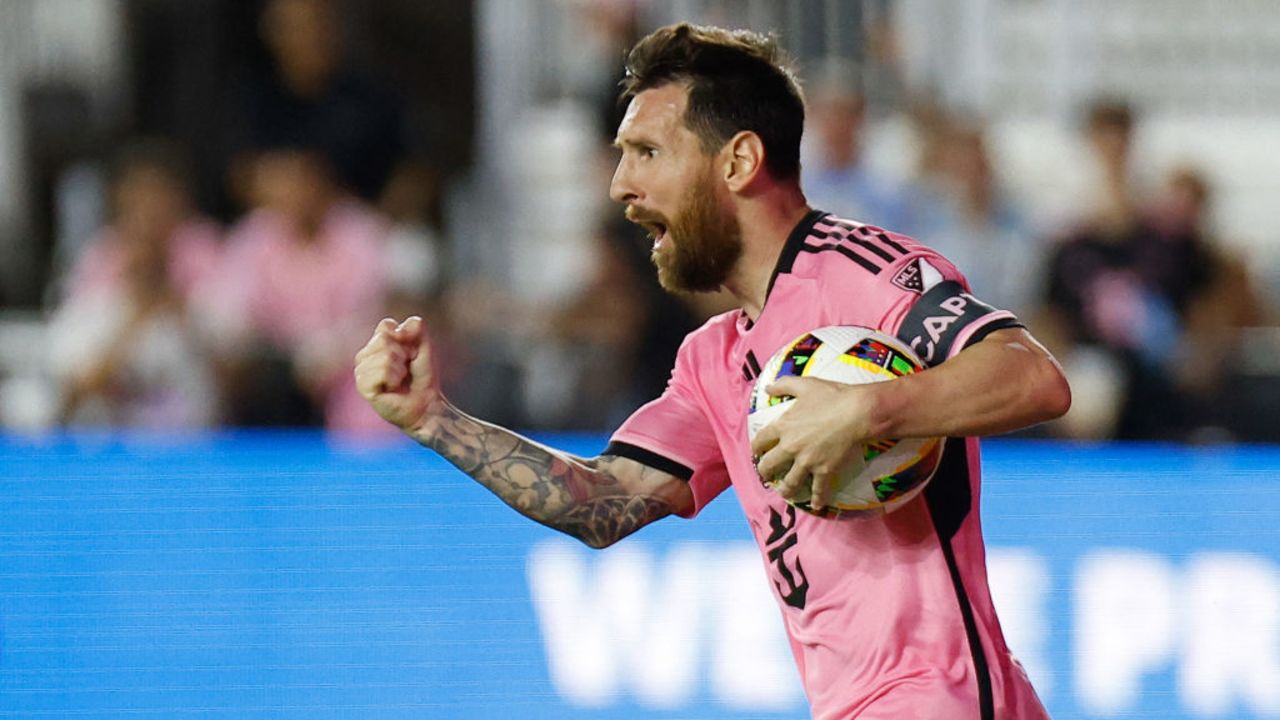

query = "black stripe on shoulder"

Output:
[[864, 227, 910, 256], [799, 242, 881, 274], [848, 236, 897, 263], [765, 209, 828, 301], [603, 441, 694, 482], [850, 223, 910, 255], [824, 217, 861, 232], [809, 225, 897, 263], [825, 218, 911, 256]]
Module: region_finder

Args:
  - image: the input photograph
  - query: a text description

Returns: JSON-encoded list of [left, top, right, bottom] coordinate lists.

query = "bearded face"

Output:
[[632, 167, 743, 294]]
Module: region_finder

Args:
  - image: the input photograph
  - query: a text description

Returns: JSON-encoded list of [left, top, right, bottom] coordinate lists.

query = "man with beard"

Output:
[[355, 23, 1070, 720]]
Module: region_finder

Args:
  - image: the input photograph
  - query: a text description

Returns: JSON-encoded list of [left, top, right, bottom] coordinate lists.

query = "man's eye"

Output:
[[642, 147, 658, 158]]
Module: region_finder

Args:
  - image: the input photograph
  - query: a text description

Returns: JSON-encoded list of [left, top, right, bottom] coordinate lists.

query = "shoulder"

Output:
[[658, 310, 740, 383], [796, 214, 967, 290]]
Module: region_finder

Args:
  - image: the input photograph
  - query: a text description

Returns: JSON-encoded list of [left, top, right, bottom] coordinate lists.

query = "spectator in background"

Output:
[[800, 59, 912, 233], [918, 122, 1044, 317], [210, 147, 390, 433], [48, 140, 221, 429], [1149, 167, 1266, 430], [226, 0, 407, 209], [1078, 100, 1149, 236], [1040, 145, 1259, 440]]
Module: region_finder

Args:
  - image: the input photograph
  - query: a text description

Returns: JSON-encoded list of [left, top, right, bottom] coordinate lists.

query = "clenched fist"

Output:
[[354, 316, 441, 432]]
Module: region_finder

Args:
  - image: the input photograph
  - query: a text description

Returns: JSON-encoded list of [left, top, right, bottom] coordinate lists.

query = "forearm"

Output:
[[408, 403, 676, 548], [870, 330, 1071, 439]]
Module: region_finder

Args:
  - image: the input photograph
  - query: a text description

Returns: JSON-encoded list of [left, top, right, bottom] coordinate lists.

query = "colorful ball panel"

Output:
[[746, 326, 944, 517]]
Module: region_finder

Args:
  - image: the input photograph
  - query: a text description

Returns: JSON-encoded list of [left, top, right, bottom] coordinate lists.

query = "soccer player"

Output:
[[354, 23, 1070, 720]]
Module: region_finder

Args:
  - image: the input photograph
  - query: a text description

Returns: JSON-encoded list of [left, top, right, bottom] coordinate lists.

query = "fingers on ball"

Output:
[[810, 473, 833, 510], [755, 446, 784, 481], [778, 461, 809, 500]]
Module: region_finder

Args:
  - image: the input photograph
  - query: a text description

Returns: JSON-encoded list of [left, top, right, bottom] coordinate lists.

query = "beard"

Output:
[[637, 175, 743, 294]]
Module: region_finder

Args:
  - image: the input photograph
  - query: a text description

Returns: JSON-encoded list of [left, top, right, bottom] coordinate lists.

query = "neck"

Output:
[[722, 184, 811, 321]]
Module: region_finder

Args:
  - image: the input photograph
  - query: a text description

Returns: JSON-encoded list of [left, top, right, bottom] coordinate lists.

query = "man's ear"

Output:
[[721, 131, 766, 192]]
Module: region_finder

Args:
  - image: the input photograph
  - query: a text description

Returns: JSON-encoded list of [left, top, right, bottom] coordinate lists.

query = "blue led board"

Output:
[[2, 433, 1278, 719]]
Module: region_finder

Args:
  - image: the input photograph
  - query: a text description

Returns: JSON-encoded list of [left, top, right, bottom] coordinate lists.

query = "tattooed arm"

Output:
[[354, 316, 693, 548], [413, 404, 692, 547]]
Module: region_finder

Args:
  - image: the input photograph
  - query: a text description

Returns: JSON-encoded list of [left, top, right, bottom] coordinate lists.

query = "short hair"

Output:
[[621, 23, 805, 180]]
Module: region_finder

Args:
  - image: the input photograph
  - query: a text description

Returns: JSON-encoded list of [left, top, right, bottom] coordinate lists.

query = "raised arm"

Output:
[[354, 317, 693, 548]]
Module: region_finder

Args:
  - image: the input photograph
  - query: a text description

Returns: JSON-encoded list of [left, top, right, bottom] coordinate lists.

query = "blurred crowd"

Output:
[[801, 77, 1271, 442], [39, 0, 453, 438], [15, 0, 1279, 443]]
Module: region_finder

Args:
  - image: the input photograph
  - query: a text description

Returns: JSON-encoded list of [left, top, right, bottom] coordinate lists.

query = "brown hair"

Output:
[[621, 23, 805, 180]]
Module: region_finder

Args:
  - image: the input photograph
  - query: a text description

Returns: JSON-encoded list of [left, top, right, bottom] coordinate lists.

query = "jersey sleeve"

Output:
[[878, 250, 1023, 367], [605, 336, 731, 518]]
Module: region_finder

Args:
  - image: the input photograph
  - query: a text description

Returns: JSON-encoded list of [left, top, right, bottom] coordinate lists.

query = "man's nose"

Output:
[[609, 159, 639, 204]]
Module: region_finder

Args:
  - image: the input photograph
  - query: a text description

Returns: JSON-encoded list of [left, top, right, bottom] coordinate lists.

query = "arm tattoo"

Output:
[[416, 404, 678, 547]]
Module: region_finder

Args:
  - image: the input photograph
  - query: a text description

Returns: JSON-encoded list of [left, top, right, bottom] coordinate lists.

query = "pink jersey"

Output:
[[609, 211, 1049, 720]]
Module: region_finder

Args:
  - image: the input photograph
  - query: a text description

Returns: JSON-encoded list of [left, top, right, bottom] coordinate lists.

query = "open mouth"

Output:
[[647, 222, 669, 251], [626, 208, 669, 251]]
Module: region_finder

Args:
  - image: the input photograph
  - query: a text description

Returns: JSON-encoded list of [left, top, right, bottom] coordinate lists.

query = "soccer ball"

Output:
[[747, 326, 944, 517]]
